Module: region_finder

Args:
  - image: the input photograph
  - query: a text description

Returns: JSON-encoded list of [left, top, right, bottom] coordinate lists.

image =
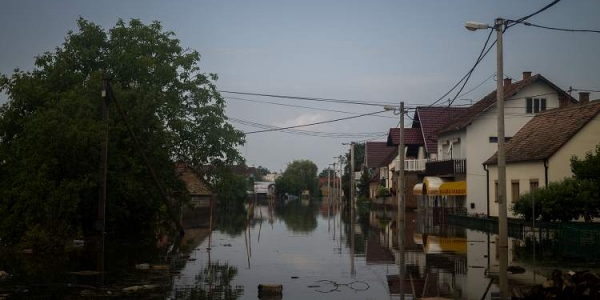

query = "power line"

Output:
[[219, 90, 399, 107], [430, 29, 495, 107], [506, 0, 563, 29], [225, 96, 397, 119], [229, 117, 387, 138], [243, 110, 388, 134], [448, 29, 495, 107], [457, 72, 495, 99], [517, 21, 600, 34]]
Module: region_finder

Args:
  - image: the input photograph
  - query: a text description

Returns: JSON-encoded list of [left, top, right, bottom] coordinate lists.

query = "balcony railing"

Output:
[[425, 159, 467, 176], [394, 158, 429, 172]]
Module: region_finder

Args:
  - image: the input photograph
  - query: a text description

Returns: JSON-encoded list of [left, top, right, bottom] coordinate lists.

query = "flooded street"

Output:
[[1, 197, 594, 299]]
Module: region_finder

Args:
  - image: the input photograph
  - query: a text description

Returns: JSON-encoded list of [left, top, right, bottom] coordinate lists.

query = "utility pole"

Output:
[[98, 76, 110, 233], [397, 101, 406, 300], [350, 142, 356, 277], [495, 17, 509, 300], [332, 162, 337, 205], [339, 155, 343, 205]]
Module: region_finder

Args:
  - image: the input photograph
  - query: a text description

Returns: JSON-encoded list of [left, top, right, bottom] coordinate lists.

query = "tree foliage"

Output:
[[0, 18, 245, 246], [275, 160, 318, 197], [511, 145, 600, 222], [342, 143, 364, 201]]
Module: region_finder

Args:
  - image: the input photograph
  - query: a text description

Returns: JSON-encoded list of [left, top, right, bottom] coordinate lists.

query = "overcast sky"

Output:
[[1, 0, 599, 172]]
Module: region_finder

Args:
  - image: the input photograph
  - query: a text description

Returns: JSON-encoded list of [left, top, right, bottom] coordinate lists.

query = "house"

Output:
[[176, 162, 213, 208], [365, 141, 396, 199], [384, 107, 468, 209], [484, 95, 600, 218], [428, 72, 577, 216]]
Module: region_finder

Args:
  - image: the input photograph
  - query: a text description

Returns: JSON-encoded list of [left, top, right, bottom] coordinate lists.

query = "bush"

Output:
[[377, 185, 391, 198]]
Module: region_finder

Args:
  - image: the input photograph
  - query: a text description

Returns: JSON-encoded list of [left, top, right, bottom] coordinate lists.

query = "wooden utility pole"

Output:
[[350, 142, 356, 276], [398, 101, 406, 300], [98, 76, 110, 233]]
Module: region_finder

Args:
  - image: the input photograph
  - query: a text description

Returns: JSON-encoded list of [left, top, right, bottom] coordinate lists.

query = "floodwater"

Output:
[[0, 197, 574, 299]]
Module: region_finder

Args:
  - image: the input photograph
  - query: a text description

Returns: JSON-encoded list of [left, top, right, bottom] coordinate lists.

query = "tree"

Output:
[[342, 143, 364, 201], [275, 160, 318, 197], [0, 18, 245, 247], [318, 167, 334, 178]]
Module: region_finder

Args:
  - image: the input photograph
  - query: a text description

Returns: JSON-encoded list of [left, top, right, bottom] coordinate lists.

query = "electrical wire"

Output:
[[447, 29, 495, 107], [430, 29, 495, 107], [219, 90, 399, 107], [243, 110, 388, 134], [457, 73, 495, 99], [506, 0, 563, 29], [225, 96, 397, 119], [229, 117, 386, 138], [511, 21, 600, 34]]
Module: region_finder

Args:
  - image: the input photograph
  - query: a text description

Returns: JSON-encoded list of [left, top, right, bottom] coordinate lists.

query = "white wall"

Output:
[[548, 112, 600, 182], [437, 130, 467, 160], [465, 81, 561, 215], [488, 161, 546, 218]]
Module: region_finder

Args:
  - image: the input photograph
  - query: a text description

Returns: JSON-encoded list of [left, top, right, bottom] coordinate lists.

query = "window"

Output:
[[494, 180, 499, 203], [511, 180, 520, 203], [526, 98, 547, 114], [530, 179, 539, 191]]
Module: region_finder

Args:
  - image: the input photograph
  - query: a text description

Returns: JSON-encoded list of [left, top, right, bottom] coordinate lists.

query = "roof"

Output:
[[485, 100, 600, 165], [413, 106, 469, 154], [380, 147, 399, 167], [387, 128, 424, 146], [365, 142, 396, 168], [179, 169, 212, 196], [439, 74, 577, 135]]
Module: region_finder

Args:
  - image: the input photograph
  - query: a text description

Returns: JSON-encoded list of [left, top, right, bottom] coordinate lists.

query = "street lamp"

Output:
[[466, 18, 509, 299]]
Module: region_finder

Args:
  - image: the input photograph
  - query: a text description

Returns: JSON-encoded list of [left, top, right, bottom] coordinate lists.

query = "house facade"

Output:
[[484, 96, 600, 218], [430, 72, 576, 215]]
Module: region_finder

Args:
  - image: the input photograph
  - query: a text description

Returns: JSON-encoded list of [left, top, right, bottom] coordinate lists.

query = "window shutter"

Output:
[[526, 98, 533, 113]]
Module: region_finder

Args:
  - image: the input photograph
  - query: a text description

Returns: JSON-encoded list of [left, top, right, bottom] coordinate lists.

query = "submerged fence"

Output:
[[447, 214, 600, 261]]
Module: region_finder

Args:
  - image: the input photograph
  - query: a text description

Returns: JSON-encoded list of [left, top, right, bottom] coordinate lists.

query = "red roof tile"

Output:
[[485, 100, 600, 165], [439, 74, 576, 136], [413, 106, 469, 154], [366, 142, 395, 168], [387, 128, 424, 146]]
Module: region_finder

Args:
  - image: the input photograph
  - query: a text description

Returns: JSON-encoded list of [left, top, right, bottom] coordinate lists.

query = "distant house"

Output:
[[484, 95, 600, 218], [365, 141, 396, 199], [430, 72, 577, 215], [176, 162, 213, 208]]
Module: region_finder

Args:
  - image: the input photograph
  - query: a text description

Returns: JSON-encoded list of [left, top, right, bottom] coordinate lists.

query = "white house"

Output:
[[433, 72, 576, 215], [484, 96, 600, 218]]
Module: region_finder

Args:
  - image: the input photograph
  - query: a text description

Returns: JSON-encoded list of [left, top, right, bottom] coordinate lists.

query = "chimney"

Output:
[[579, 92, 590, 104], [558, 96, 569, 108], [503, 78, 512, 88], [522, 71, 532, 80]]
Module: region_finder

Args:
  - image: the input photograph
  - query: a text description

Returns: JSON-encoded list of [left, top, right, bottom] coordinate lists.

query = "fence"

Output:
[[448, 214, 600, 261]]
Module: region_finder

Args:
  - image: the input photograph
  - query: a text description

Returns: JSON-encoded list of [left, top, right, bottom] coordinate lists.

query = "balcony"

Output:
[[394, 159, 428, 172], [425, 159, 466, 176]]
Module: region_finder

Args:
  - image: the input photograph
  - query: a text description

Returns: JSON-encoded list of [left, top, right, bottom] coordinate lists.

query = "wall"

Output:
[[548, 113, 600, 182], [437, 130, 467, 160], [487, 161, 546, 218], [466, 81, 561, 215]]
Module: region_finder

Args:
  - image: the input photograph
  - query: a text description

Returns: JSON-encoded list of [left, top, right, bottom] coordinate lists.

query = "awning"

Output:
[[439, 181, 467, 196], [423, 176, 447, 196], [425, 236, 467, 254], [413, 183, 423, 195]]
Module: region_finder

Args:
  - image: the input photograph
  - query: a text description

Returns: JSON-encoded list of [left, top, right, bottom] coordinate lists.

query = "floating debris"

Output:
[[0, 271, 9, 280]]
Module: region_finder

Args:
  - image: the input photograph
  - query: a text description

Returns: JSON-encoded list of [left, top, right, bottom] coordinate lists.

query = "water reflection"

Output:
[[2, 197, 594, 299]]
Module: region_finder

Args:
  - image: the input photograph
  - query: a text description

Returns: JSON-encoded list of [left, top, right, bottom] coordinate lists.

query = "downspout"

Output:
[[483, 163, 490, 217], [543, 159, 549, 187]]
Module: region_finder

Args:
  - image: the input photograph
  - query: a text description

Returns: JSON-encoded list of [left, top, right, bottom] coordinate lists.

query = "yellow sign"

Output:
[[439, 181, 467, 196]]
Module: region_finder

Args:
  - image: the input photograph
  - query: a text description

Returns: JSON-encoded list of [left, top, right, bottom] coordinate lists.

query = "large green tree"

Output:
[[275, 160, 318, 197], [0, 18, 245, 247]]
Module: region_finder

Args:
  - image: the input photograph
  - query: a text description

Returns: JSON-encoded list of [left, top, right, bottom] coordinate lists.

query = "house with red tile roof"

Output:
[[428, 71, 577, 216], [484, 96, 600, 218], [365, 107, 467, 207]]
